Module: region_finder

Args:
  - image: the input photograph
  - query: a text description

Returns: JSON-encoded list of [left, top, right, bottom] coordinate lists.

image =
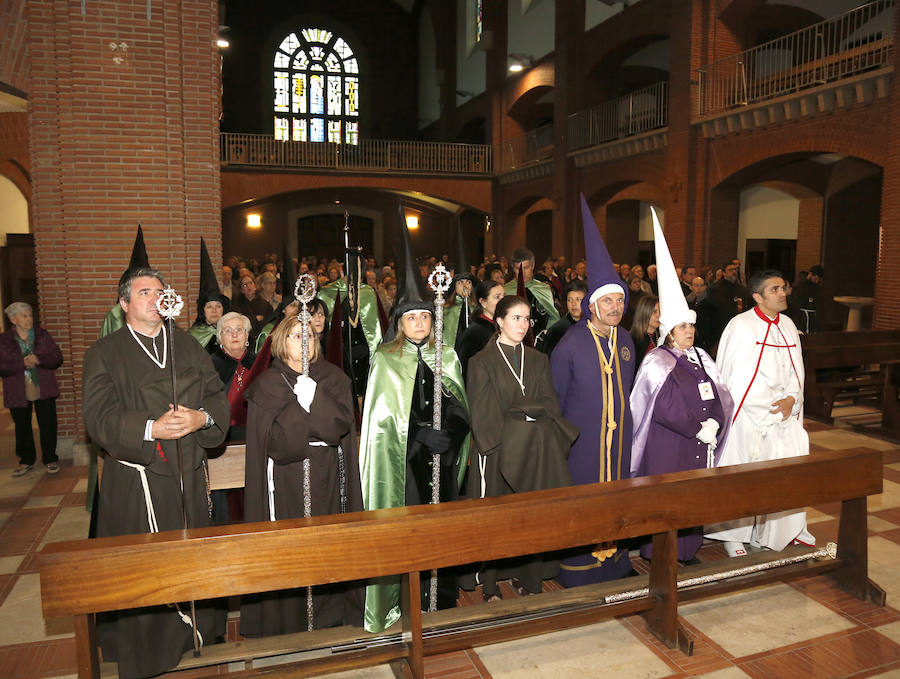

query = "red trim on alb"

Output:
[[732, 322, 772, 424]]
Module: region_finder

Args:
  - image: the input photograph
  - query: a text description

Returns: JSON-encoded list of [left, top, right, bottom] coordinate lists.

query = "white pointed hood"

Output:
[[652, 206, 695, 339]]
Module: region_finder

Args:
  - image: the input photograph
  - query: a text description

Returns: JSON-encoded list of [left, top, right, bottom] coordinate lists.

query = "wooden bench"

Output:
[[39, 448, 884, 679], [803, 337, 900, 422]]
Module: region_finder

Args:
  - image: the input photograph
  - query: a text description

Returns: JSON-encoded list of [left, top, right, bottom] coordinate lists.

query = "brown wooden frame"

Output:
[[40, 448, 884, 679]]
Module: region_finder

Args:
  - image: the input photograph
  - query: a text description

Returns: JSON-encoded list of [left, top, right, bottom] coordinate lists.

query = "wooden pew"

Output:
[[39, 448, 884, 679], [803, 337, 900, 422]]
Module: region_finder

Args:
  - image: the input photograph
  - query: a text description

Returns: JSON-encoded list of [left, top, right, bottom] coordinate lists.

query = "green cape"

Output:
[[100, 304, 125, 337], [254, 321, 274, 353], [359, 341, 470, 633], [188, 324, 216, 349], [503, 278, 560, 324], [442, 296, 473, 349], [316, 280, 383, 357]]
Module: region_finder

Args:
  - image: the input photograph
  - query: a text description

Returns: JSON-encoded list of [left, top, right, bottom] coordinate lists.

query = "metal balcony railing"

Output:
[[499, 123, 554, 172], [696, 0, 894, 117], [567, 81, 669, 152], [220, 133, 493, 174]]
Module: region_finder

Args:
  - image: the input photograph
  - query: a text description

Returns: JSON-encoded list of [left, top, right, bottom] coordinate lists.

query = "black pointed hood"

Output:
[[117, 224, 151, 292], [390, 203, 433, 330], [195, 237, 229, 325]]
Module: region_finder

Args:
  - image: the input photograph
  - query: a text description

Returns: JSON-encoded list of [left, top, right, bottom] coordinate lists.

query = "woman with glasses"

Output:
[[241, 314, 363, 636], [210, 312, 255, 443]]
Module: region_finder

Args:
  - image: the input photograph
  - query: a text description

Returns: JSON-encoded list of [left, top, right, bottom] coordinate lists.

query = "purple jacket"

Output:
[[0, 326, 63, 408]]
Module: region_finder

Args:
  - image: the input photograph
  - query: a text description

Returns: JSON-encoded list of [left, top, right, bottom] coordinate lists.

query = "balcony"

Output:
[[496, 124, 554, 184], [568, 81, 668, 151], [696, 0, 894, 136], [567, 81, 669, 167], [220, 133, 493, 176]]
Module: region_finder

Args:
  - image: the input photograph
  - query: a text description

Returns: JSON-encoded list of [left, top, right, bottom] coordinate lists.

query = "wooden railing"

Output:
[[568, 81, 669, 152], [220, 133, 493, 175], [697, 0, 894, 117], [40, 448, 884, 679]]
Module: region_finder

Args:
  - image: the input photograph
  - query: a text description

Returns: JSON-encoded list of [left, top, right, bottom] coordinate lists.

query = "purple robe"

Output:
[[551, 320, 636, 585], [630, 346, 734, 561]]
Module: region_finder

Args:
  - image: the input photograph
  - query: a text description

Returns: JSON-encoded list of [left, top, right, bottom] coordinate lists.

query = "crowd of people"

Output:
[[0, 213, 823, 679]]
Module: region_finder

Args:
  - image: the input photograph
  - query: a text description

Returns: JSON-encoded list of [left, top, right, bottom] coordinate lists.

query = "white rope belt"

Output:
[[113, 456, 203, 646]]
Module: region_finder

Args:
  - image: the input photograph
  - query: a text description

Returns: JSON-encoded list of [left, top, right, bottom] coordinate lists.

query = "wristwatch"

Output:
[[198, 407, 214, 430]]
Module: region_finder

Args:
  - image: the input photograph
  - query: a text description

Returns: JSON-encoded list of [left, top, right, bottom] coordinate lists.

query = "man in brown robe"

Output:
[[82, 268, 230, 679]]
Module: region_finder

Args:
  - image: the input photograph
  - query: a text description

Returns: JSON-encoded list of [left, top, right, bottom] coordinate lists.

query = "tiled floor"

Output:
[[5, 404, 900, 679]]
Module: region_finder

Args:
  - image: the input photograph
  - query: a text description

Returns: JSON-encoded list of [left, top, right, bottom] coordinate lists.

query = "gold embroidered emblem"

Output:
[[620, 346, 631, 362]]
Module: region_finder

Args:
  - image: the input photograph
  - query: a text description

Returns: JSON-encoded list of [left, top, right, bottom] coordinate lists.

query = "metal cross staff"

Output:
[[155, 287, 201, 657], [294, 273, 318, 632], [427, 263, 452, 612]]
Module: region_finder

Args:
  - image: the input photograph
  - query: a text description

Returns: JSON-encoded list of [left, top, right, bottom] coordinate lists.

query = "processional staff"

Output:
[[155, 287, 202, 657], [426, 263, 452, 612], [295, 272, 318, 632]]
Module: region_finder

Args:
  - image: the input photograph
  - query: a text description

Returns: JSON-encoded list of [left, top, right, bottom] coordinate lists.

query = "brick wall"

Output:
[[0, 0, 28, 94], [27, 0, 222, 448]]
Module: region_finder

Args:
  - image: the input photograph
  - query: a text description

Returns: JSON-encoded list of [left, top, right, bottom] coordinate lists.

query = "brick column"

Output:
[[27, 0, 222, 455], [874, 8, 900, 328], [552, 0, 585, 262]]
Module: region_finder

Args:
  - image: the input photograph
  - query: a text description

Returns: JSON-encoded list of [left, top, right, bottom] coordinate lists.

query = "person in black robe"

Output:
[[629, 294, 660, 367], [457, 279, 504, 380], [542, 280, 587, 358], [82, 268, 229, 679], [465, 296, 577, 600], [240, 314, 363, 635]]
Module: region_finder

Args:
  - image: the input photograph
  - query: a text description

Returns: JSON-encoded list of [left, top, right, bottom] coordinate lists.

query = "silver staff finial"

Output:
[[155, 287, 184, 320]]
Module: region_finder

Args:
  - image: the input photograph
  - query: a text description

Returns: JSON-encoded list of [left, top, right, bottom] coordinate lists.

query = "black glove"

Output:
[[414, 427, 452, 454]]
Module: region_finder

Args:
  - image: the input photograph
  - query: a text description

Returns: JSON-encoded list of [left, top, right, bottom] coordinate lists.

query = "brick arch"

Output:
[[221, 170, 492, 214], [507, 193, 555, 219], [0, 159, 31, 203], [583, 0, 671, 83], [507, 63, 555, 125], [603, 181, 666, 209], [708, 113, 886, 188]]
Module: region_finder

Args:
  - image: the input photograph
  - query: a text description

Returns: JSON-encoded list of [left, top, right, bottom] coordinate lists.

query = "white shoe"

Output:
[[724, 541, 747, 557]]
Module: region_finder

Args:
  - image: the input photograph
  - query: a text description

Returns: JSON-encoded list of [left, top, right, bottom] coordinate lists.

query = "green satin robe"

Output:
[[358, 341, 470, 633], [504, 278, 560, 325], [188, 324, 216, 349], [442, 295, 473, 349], [316, 280, 383, 357], [100, 304, 125, 337]]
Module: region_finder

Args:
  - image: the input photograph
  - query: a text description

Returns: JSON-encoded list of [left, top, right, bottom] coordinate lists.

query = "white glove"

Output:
[[293, 374, 317, 413], [696, 418, 720, 446]]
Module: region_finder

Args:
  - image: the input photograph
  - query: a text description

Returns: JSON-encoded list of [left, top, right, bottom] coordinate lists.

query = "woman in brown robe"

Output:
[[465, 295, 578, 600], [240, 314, 364, 635]]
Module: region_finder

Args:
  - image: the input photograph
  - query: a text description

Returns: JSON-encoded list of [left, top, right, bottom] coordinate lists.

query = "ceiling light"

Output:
[[247, 213, 261, 228]]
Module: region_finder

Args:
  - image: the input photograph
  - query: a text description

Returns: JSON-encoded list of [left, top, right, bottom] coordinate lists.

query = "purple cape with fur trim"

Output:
[[629, 346, 734, 477]]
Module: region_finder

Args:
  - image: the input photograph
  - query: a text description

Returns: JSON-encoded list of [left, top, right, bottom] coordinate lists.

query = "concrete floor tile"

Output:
[[679, 583, 855, 658], [37, 507, 91, 549], [0, 556, 24, 575], [0, 574, 73, 644], [475, 619, 673, 678]]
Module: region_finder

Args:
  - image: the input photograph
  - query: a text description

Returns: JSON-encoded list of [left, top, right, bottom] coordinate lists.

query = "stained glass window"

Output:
[[476, 0, 483, 43], [273, 29, 359, 144]]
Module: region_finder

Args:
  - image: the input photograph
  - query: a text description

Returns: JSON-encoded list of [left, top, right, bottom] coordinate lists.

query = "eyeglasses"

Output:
[[287, 332, 307, 341], [222, 327, 248, 336], [241, 281, 255, 288]]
